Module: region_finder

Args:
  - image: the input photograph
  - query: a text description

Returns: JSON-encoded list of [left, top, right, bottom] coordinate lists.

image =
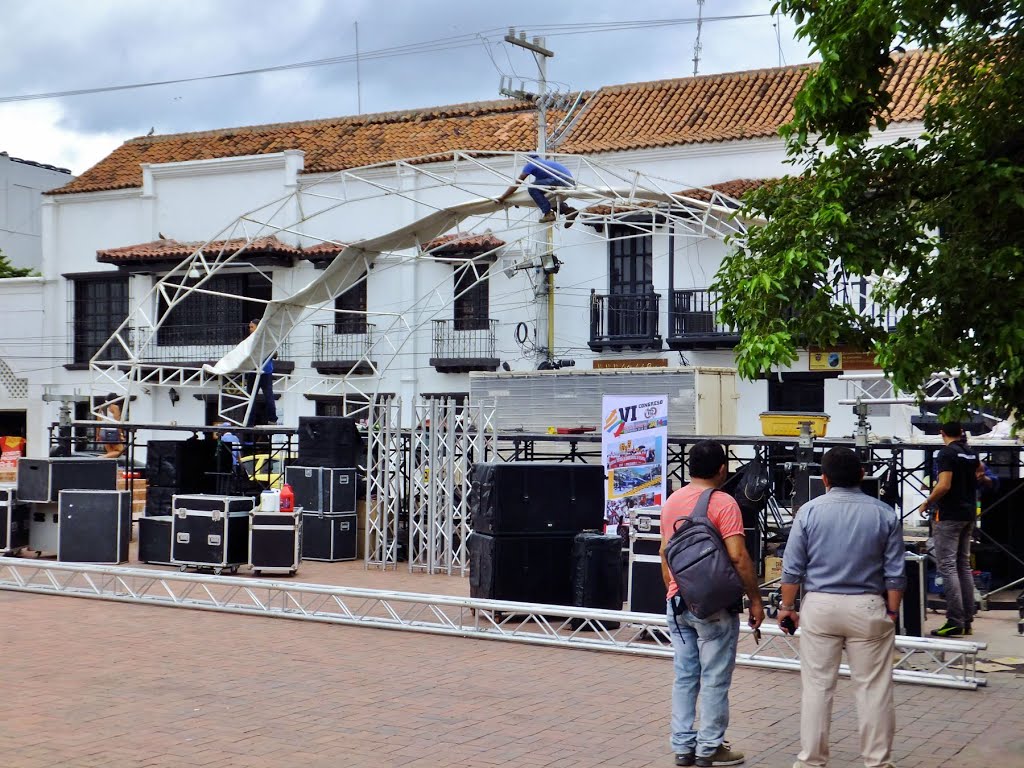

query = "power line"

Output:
[[0, 14, 771, 106]]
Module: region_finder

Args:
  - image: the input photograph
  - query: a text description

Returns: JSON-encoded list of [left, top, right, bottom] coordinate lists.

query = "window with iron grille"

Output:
[[157, 272, 272, 345], [608, 225, 653, 295], [334, 273, 367, 334], [72, 275, 129, 364], [453, 262, 489, 331]]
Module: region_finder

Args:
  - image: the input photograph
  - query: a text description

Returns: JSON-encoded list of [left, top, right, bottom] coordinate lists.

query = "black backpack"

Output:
[[664, 489, 745, 618]]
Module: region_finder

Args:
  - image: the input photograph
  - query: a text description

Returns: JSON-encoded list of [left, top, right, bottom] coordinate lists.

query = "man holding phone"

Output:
[[779, 447, 905, 768]]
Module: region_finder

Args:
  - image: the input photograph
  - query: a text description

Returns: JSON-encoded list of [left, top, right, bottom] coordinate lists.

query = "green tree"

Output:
[[713, 1, 1024, 417], [0, 249, 34, 278]]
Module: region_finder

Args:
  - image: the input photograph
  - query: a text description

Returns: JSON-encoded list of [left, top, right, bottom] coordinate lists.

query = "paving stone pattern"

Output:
[[2, 587, 1023, 768]]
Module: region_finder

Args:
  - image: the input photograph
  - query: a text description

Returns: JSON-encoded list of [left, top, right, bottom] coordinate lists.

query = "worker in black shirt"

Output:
[[918, 422, 981, 636]]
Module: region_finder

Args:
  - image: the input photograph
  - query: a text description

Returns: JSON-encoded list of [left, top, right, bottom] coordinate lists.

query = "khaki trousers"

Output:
[[797, 592, 896, 768]]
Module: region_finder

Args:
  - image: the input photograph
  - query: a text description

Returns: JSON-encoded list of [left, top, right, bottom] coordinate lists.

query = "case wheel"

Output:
[[179, 565, 187, 572], [214, 567, 223, 576], [228, 566, 239, 575]]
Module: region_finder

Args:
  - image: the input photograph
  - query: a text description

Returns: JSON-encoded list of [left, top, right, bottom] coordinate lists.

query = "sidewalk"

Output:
[[2, 586, 1022, 768]]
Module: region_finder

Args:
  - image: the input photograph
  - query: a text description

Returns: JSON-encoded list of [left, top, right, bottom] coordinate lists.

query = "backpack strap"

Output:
[[673, 488, 716, 531]]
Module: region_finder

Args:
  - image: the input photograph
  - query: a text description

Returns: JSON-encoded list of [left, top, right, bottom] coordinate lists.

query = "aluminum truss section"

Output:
[[365, 396, 405, 569], [0, 558, 986, 690], [407, 399, 495, 575]]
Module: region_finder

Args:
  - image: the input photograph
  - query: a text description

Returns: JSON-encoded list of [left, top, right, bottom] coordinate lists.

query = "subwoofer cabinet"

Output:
[[300, 511, 357, 562], [468, 531, 575, 605], [171, 495, 253, 574], [138, 515, 173, 565], [58, 490, 131, 564], [470, 463, 605, 536], [285, 466, 357, 513], [571, 532, 624, 613], [17, 457, 118, 503], [249, 511, 301, 575], [297, 416, 363, 468], [0, 485, 29, 554]]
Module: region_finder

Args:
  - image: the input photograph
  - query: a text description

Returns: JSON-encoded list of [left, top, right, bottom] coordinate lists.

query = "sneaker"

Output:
[[930, 620, 966, 637], [695, 744, 745, 767], [675, 753, 695, 767], [538, 211, 556, 223]]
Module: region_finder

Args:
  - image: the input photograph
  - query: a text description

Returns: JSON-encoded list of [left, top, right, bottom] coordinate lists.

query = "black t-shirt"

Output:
[[936, 439, 979, 521]]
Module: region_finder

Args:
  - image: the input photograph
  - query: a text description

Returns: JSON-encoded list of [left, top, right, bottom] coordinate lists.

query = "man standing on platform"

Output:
[[918, 421, 981, 636], [497, 154, 579, 225], [780, 447, 905, 768], [660, 440, 763, 767]]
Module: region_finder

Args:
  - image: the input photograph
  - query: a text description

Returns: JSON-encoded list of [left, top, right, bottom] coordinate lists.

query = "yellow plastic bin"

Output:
[[758, 412, 830, 437]]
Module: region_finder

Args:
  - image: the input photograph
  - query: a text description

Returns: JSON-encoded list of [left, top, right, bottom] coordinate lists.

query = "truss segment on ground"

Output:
[[0, 558, 986, 690]]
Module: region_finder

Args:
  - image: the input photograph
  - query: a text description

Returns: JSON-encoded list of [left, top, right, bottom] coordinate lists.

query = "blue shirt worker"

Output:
[[247, 319, 278, 427], [497, 154, 579, 225], [779, 447, 905, 768]]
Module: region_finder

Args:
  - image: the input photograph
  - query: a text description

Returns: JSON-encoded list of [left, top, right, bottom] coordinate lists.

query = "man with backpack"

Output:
[[660, 440, 764, 767], [779, 447, 905, 768]]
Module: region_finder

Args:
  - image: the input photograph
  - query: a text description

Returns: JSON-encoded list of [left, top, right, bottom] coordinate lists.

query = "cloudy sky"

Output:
[[0, 1, 811, 176]]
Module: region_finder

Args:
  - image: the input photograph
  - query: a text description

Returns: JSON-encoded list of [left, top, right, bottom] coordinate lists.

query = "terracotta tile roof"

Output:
[[56, 99, 540, 196], [559, 51, 934, 154], [96, 235, 342, 264], [52, 52, 935, 197], [422, 232, 506, 255]]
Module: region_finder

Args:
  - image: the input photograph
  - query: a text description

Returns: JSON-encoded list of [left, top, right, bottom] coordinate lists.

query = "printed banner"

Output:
[[0, 436, 26, 471], [601, 394, 669, 527]]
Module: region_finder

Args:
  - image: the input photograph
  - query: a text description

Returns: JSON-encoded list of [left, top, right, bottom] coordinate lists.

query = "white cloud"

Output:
[[0, 101, 127, 175]]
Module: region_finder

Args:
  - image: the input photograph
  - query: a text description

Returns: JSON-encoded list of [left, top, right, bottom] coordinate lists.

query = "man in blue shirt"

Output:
[[779, 447, 904, 768], [497, 154, 579, 225], [247, 319, 278, 426]]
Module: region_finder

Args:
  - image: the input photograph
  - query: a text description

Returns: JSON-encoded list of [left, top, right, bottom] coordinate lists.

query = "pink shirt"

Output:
[[660, 484, 744, 599]]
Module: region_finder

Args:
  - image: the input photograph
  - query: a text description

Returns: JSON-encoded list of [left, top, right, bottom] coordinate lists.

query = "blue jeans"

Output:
[[666, 600, 740, 757], [528, 178, 571, 213]]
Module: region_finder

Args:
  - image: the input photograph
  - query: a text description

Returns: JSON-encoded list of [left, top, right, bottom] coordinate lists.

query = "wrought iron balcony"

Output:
[[312, 323, 376, 375], [429, 319, 499, 373], [589, 291, 662, 351], [667, 289, 740, 350]]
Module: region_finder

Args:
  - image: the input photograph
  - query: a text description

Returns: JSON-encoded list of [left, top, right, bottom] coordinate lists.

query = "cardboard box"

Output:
[[764, 555, 783, 582]]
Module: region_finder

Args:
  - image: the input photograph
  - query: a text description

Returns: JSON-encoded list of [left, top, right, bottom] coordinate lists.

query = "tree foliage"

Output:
[[0, 249, 33, 278], [713, 1, 1024, 417]]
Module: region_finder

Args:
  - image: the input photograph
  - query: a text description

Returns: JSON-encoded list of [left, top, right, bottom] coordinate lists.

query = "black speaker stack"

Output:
[[467, 462, 607, 607], [292, 417, 362, 562], [145, 439, 219, 515]]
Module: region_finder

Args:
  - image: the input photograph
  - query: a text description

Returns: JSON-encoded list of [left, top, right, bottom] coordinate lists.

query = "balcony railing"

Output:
[[589, 291, 662, 350], [429, 319, 499, 372], [668, 289, 740, 349], [73, 324, 291, 367], [312, 323, 375, 374]]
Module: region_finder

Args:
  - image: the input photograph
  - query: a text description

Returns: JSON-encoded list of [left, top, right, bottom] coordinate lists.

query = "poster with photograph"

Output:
[[601, 394, 669, 527]]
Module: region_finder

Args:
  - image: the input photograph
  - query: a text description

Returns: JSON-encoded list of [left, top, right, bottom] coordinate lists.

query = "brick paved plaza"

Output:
[[2, 574, 1024, 768]]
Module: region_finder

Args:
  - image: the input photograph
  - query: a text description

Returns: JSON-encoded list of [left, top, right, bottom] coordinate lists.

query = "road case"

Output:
[[300, 511, 357, 562], [249, 510, 302, 576], [171, 495, 253, 574], [0, 484, 29, 554], [138, 515, 173, 565], [17, 457, 118, 503], [58, 490, 131, 564], [285, 466, 358, 514]]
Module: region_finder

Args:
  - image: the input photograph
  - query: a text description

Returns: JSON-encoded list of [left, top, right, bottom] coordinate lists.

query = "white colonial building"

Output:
[[0, 53, 934, 454]]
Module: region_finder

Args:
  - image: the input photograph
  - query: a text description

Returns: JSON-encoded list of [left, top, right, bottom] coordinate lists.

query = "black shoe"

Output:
[[930, 620, 966, 637], [964, 622, 973, 636], [675, 753, 695, 767]]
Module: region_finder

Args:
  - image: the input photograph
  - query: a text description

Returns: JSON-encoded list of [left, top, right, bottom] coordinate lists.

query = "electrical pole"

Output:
[[499, 30, 559, 365]]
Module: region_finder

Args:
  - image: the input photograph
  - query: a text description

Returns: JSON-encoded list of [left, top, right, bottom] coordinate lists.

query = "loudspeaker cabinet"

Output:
[[58, 490, 131, 564], [0, 485, 29, 554], [17, 457, 118, 503], [138, 515, 173, 565]]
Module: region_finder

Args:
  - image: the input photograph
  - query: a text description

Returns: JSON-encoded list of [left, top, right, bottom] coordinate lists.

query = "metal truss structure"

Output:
[[87, 150, 751, 426], [0, 557, 986, 690], [408, 399, 496, 575], [365, 397, 406, 568]]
